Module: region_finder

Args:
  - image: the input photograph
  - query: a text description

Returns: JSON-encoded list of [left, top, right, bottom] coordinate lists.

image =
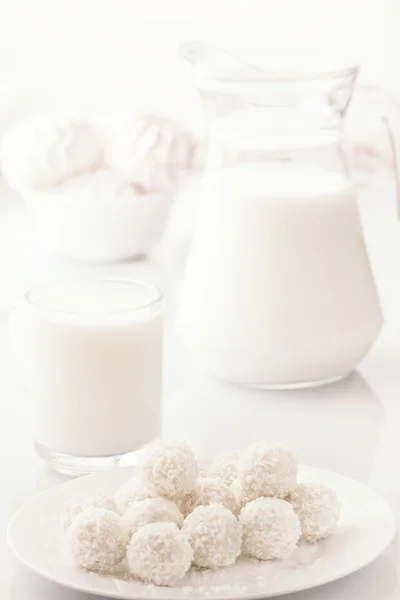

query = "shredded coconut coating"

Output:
[[122, 497, 184, 536], [239, 497, 301, 560], [234, 443, 298, 505], [62, 493, 117, 530], [139, 440, 198, 503], [178, 489, 198, 517], [114, 477, 153, 515], [182, 504, 242, 569], [1, 114, 101, 191], [193, 477, 238, 515], [210, 450, 241, 486], [68, 508, 128, 573], [287, 482, 340, 543], [126, 522, 193, 586]]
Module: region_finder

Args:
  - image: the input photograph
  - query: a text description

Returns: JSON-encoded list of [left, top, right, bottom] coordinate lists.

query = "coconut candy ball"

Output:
[[198, 468, 210, 478], [122, 497, 184, 536], [239, 497, 301, 560], [126, 522, 193, 586], [182, 503, 242, 569], [210, 450, 241, 486], [68, 508, 128, 573], [193, 477, 238, 515], [114, 477, 153, 515], [62, 493, 117, 530], [234, 442, 298, 505], [178, 489, 198, 517], [139, 440, 198, 503], [287, 482, 340, 543]]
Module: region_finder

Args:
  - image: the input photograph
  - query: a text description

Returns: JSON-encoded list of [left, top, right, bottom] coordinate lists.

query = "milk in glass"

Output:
[[12, 280, 163, 473]]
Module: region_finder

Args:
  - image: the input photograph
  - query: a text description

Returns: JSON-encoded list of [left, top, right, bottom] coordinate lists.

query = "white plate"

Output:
[[8, 466, 396, 600]]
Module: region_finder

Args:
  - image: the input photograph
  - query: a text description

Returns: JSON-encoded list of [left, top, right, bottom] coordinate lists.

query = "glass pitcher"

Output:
[[176, 45, 389, 389]]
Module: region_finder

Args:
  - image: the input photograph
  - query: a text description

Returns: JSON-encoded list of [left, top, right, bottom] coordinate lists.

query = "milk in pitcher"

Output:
[[177, 161, 382, 386]]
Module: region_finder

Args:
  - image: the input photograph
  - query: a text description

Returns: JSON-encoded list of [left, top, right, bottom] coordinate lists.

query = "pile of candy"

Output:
[[64, 440, 340, 587]]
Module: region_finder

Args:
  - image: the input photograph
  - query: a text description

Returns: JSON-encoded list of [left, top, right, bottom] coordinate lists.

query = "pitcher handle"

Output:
[[358, 84, 400, 219]]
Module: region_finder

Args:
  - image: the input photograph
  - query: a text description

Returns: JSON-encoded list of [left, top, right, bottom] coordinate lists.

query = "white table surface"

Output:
[[1, 176, 400, 600]]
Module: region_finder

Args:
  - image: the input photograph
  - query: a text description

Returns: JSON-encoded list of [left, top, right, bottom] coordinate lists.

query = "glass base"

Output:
[[245, 372, 351, 390], [34, 441, 142, 477]]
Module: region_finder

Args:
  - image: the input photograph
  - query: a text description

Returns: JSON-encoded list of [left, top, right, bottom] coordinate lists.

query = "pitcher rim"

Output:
[[186, 47, 359, 84]]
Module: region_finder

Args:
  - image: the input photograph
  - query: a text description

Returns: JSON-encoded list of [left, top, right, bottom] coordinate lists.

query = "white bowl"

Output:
[[24, 178, 173, 263]]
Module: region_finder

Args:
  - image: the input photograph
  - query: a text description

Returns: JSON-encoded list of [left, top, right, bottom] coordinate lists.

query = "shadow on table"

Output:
[[10, 546, 398, 600]]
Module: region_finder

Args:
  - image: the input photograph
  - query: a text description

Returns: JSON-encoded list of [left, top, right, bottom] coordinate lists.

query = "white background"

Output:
[[0, 0, 399, 135], [0, 3, 399, 599]]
